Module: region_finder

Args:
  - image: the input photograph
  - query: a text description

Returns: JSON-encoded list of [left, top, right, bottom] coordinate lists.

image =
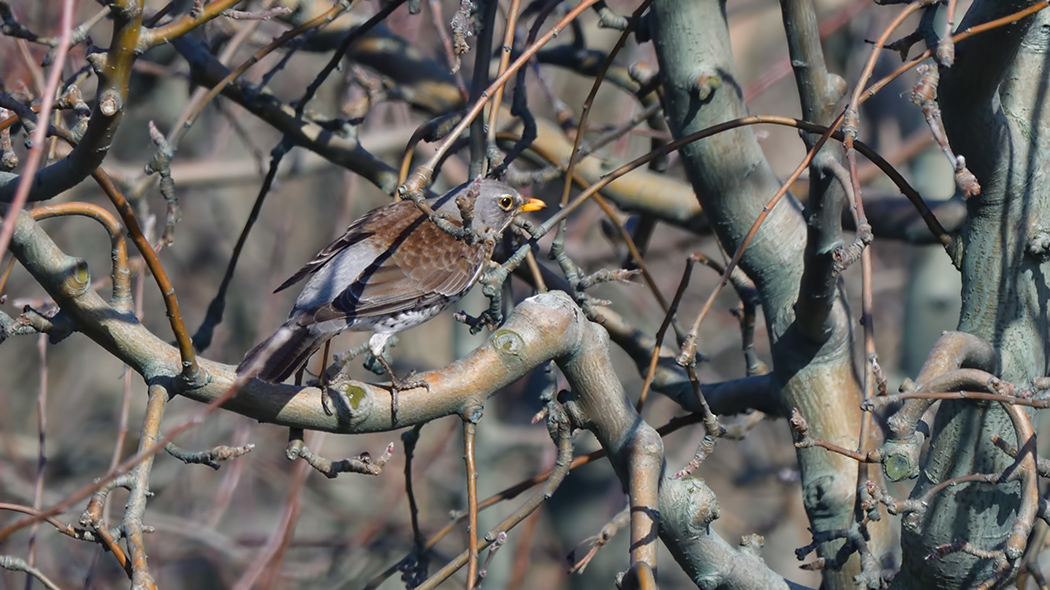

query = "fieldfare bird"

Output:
[[238, 178, 545, 407]]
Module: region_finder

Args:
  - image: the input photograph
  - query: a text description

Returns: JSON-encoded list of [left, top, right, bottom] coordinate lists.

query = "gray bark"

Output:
[[648, 1, 881, 587], [894, 1, 1050, 588]]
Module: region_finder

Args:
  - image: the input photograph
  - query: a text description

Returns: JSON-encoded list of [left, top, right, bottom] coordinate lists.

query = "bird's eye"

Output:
[[498, 195, 514, 210]]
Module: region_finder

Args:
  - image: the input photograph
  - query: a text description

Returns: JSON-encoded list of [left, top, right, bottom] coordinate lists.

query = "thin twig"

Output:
[[637, 254, 698, 412], [401, 424, 429, 586], [26, 333, 47, 586], [192, 140, 292, 352], [463, 414, 481, 589], [400, 0, 602, 195], [179, 0, 357, 139], [91, 169, 204, 388], [0, 0, 76, 262], [235, 429, 317, 590], [414, 403, 574, 590], [360, 413, 700, 590], [0, 330, 292, 541], [484, 0, 523, 161], [0, 555, 62, 590]]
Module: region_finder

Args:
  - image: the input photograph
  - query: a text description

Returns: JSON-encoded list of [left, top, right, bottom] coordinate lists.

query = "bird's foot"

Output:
[[320, 388, 334, 416], [388, 372, 431, 426], [389, 371, 431, 393], [373, 355, 430, 426]]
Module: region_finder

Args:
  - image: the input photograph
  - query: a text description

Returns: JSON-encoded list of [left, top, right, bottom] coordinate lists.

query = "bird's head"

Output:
[[469, 179, 545, 237]]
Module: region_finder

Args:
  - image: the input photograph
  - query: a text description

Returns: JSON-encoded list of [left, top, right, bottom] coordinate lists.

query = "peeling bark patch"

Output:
[[492, 329, 524, 355], [1026, 229, 1050, 262], [802, 473, 853, 518], [66, 258, 91, 297], [1020, 23, 1050, 52]]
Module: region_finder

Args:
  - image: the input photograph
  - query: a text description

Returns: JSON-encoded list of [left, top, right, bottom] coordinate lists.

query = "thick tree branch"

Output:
[[896, 2, 1050, 586], [780, 0, 849, 342], [648, 1, 872, 585], [9, 205, 801, 585]]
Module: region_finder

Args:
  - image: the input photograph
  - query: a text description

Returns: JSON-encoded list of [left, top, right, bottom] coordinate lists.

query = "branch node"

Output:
[[164, 441, 255, 470], [286, 431, 394, 478]]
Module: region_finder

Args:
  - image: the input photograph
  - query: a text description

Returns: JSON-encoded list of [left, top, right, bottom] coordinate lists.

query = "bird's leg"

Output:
[[372, 353, 402, 424], [319, 340, 333, 417], [369, 333, 430, 426]]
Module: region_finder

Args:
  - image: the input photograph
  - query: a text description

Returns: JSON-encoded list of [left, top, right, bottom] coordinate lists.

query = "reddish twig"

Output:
[[139, 0, 246, 48], [637, 254, 698, 412], [0, 331, 291, 542], [674, 117, 833, 365], [484, 0, 523, 154], [236, 430, 317, 590], [413, 408, 573, 590], [90, 169, 203, 387], [401, 0, 602, 194], [743, 0, 869, 101], [560, 0, 654, 209], [26, 334, 47, 580], [28, 202, 130, 310], [0, 0, 76, 263], [568, 507, 630, 574], [937, 0, 959, 66], [506, 499, 541, 589], [863, 2, 1050, 123], [463, 415, 481, 589], [178, 0, 356, 141]]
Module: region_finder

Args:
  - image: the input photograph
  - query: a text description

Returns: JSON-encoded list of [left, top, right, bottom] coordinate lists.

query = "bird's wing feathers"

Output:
[[272, 203, 405, 294], [334, 220, 490, 317], [294, 203, 491, 326]]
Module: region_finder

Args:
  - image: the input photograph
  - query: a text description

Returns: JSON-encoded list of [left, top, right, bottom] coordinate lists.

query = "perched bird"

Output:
[[238, 178, 545, 408]]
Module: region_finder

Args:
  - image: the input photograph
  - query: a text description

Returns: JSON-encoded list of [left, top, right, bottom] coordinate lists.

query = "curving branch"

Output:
[[28, 202, 130, 311], [172, 36, 401, 194], [8, 204, 803, 587], [0, 0, 142, 203], [279, 0, 465, 114], [780, 0, 849, 342], [138, 0, 246, 49], [648, 0, 875, 585]]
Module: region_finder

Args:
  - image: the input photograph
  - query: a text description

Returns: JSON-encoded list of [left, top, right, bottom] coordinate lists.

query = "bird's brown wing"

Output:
[[273, 202, 419, 294], [306, 219, 491, 324]]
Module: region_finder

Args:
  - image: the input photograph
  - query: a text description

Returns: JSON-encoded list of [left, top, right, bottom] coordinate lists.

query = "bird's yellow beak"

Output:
[[520, 198, 546, 212]]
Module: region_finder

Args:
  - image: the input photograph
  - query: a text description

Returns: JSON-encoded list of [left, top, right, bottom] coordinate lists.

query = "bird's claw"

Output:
[[391, 369, 430, 393], [320, 387, 334, 416], [372, 355, 430, 426], [388, 374, 431, 424]]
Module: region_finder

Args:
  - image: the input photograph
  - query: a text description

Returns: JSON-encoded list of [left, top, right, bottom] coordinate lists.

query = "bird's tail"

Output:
[[237, 320, 324, 383]]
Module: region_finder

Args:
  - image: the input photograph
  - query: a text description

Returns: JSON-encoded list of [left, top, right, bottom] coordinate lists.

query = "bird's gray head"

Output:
[[460, 179, 545, 237]]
